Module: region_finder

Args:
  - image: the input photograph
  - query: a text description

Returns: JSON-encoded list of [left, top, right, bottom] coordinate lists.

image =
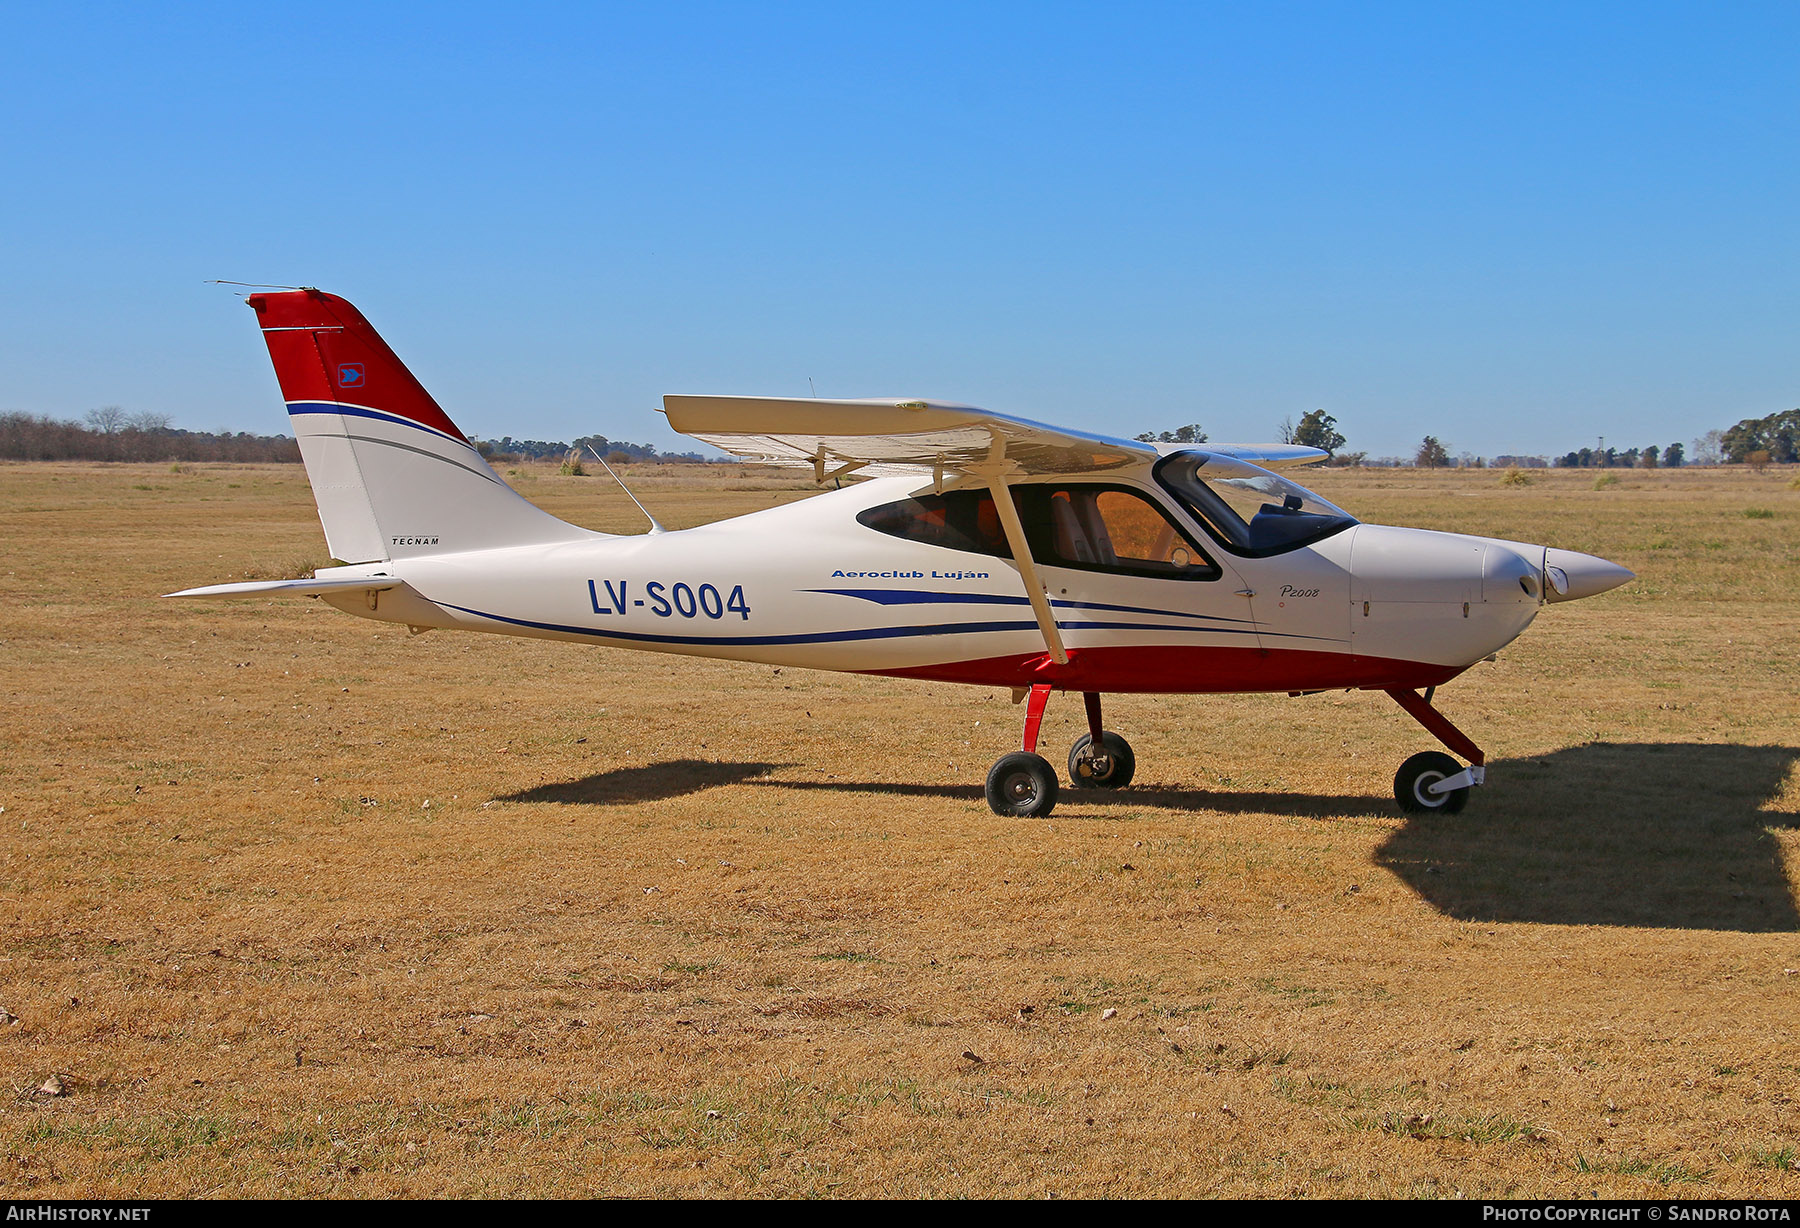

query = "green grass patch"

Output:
[[1575, 1154, 1712, 1183], [1347, 1110, 1544, 1144], [1736, 1147, 1798, 1171]]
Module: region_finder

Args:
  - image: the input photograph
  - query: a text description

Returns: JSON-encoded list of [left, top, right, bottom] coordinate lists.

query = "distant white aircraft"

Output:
[[171, 290, 1632, 818]]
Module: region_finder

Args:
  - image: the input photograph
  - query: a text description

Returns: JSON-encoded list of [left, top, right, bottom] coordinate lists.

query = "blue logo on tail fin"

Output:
[[337, 364, 365, 388]]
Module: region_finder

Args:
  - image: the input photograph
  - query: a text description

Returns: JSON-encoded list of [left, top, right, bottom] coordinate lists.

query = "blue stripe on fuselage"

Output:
[[802, 588, 1254, 626], [428, 601, 1313, 647]]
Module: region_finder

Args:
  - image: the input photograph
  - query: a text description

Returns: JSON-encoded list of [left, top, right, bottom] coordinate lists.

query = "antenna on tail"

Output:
[[587, 446, 666, 535]]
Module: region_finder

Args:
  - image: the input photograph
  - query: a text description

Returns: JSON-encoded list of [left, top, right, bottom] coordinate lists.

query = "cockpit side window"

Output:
[[856, 485, 1220, 581], [1153, 452, 1357, 557], [855, 492, 1013, 559]]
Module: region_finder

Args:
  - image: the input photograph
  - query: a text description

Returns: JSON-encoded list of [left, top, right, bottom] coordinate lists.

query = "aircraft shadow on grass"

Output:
[[750, 744, 1800, 931], [504, 743, 1800, 934], [502, 761, 1384, 818], [500, 760, 788, 806], [1379, 742, 1800, 934], [742, 777, 1389, 820]]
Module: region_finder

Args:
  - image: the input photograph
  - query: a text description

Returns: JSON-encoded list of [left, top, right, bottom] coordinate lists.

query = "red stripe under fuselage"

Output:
[[863, 644, 1463, 692]]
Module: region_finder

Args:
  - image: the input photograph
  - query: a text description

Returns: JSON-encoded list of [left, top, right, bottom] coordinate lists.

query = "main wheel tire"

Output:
[[986, 751, 1059, 818], [1394, 751, 1470, 815], [1068, 731, 1136, 789]]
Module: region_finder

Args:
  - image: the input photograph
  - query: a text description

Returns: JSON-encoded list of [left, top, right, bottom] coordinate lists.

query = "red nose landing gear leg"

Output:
[[985, 684, 1060, 818], [1385, 687, 1487, 815], [1068, 691, 1136, 789]]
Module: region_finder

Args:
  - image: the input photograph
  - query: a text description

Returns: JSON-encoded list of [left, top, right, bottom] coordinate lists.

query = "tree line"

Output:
[[0, 409, 301, 463], [479, 433, 713, 464], [8, 402, 1795, 470], [1131, 407, 1800, 468], [1718, 408, 1800, 465], [1551, 443, 1686, 469], [0, 408, 719, 466]]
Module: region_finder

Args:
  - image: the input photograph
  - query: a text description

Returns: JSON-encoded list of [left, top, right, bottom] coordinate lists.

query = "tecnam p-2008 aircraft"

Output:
[[171, 289, 1632, 819]]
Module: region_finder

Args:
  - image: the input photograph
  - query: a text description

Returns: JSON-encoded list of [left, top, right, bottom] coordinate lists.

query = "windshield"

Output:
[[1154, 452, 1356, 556]]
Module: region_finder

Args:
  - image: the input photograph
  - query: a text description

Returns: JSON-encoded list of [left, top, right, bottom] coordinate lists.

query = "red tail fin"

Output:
[[243, 289, 596, 562], [247, 289, 467, 443]]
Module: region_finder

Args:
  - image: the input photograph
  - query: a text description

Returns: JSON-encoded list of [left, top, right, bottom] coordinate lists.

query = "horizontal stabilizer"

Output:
[[163, 575, 401, 600]]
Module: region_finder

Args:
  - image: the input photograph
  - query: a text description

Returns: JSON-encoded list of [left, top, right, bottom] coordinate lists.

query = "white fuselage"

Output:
[[320, 471, 1556, 695]]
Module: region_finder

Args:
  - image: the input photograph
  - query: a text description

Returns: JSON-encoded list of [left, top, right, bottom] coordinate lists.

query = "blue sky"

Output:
[[2, 2, 1794, 459]]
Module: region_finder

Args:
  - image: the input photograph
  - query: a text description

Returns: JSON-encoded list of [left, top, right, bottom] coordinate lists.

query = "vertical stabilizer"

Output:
[[247, 289, 599, 562]]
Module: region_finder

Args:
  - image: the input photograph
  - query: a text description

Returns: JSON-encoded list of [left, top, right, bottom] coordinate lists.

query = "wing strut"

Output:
[[972, 435, 1068, 666]]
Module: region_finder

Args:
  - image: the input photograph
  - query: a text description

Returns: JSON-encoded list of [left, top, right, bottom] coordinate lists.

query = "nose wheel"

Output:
[[1394, 751, 1471, 814]]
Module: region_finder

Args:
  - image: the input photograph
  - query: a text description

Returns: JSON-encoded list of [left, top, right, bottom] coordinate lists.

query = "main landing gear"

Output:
[[1068, 691, 1135, 788], [984, 686, 1133, 818], [982, 684, 1488, 819]]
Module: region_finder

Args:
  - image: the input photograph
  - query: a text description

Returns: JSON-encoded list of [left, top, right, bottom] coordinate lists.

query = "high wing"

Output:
[[662, 395, 1326, 477], [662, 395, 1150, 479]]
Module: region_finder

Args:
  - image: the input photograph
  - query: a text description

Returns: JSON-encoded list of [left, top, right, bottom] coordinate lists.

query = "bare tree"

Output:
[[85, 406, 127, 434]]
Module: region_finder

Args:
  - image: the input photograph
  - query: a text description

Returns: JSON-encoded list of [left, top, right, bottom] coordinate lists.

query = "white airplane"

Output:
[[170, 289, 1633, 819]]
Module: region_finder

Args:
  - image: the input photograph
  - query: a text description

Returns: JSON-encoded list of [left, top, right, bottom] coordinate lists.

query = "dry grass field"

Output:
[[3, 458, 1799, 1198]]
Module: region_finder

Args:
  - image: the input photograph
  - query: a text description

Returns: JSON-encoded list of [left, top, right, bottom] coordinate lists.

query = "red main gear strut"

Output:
[[1021, 683, 1053, 753], [1023, 686, 1109, 753]]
